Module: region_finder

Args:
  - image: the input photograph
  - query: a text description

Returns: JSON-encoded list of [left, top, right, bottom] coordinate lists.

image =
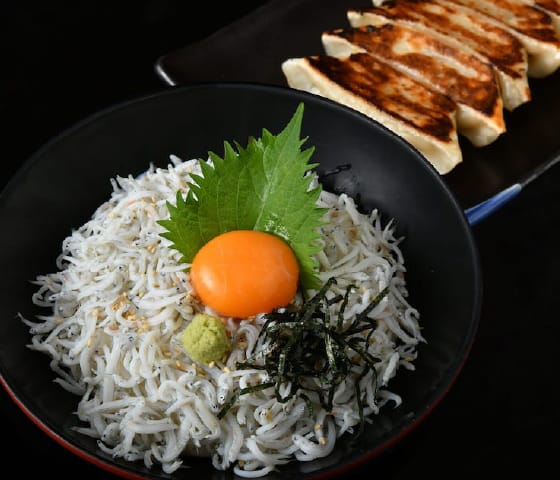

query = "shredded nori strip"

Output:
[[217, 278, 390, 435]]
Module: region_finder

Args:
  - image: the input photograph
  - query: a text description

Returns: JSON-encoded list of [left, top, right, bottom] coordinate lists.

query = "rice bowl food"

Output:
[[19, 105, 424, 477]]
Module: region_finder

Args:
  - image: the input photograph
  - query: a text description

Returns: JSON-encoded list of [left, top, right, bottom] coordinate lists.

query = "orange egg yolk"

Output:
[[189, 230, 300, 318]]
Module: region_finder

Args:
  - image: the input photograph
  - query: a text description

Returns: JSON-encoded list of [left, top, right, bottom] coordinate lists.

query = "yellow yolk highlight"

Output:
[[190, 230, 299, 318]]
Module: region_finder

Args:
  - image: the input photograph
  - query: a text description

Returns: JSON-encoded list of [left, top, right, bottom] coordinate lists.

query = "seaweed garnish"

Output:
[[217, 278, 390, 438]]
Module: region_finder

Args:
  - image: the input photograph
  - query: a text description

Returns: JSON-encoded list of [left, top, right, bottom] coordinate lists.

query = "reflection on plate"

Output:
[[154, 0, 560, 210]]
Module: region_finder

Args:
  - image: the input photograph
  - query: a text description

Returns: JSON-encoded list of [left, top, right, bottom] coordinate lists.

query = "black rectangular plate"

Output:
[[155, 0, 560, 209]]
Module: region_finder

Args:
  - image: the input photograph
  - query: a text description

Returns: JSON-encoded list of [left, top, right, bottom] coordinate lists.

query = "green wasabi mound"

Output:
[[181, 313, 231, 365]]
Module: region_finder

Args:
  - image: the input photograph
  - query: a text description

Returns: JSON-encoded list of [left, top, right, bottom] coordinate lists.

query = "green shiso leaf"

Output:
[[157, 103, 327, 290]]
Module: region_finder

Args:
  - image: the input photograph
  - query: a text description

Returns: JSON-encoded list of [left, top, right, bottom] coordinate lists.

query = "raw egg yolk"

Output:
[[190, 230, 299, 318]]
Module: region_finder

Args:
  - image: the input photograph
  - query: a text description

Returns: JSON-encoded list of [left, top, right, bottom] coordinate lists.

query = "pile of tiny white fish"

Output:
[[20, 155, 424, 477]]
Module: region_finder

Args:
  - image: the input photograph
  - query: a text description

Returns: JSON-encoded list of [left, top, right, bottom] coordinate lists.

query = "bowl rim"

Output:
[[0, 80, 482, 480]]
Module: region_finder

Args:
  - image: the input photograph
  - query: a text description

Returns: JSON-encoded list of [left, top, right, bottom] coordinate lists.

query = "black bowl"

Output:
[[0, 82, 481, 479]]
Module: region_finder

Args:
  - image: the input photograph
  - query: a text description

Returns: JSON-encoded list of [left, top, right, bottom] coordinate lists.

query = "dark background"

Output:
[[1, 1, 559, 479]]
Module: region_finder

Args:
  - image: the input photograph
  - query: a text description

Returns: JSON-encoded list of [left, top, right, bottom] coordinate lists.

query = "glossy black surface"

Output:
[[2, 2, 560, 480]]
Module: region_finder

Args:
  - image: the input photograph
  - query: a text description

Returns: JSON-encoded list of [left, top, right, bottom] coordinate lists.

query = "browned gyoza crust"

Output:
[[533, 0, 560, 31], [347, 0, 531, 110], [322, 23, 506, 147], [446, 0, 560, 77], [281, 0, 560, 175], [281, 53, 462, 174]]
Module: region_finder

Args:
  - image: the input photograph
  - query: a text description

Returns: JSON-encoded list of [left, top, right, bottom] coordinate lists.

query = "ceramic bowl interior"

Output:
[[0, 83, 481, 479]]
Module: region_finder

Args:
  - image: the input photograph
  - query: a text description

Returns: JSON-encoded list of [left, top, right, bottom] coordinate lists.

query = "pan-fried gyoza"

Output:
[[282, 0, 560, 174], [282, 53, 462, 174], [346, 0, 531, 111], [448, 0, 560, 77], [321, 23, 505, 147]]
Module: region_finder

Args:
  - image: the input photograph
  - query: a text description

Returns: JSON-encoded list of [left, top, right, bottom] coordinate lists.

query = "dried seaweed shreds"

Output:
[[217, 278, 390, 428]]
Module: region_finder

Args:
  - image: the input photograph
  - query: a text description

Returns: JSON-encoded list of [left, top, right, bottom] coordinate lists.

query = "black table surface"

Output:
[[2, 2, 559, 479]]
